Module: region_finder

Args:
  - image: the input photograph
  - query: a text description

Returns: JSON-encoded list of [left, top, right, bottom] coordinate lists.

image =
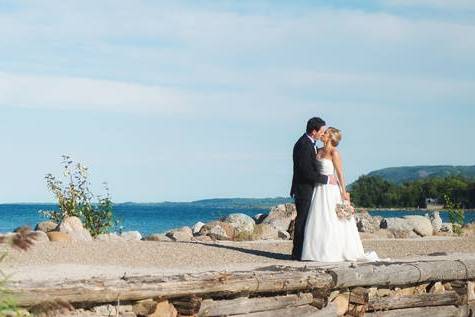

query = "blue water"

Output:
[[0, 204, 473, 236]]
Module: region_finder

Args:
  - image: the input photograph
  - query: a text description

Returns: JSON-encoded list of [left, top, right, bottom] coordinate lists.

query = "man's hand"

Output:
[[328, 175, 338, 185]]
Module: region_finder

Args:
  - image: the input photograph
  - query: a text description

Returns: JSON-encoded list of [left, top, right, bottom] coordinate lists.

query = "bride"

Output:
[[301, 127, 380, 262]]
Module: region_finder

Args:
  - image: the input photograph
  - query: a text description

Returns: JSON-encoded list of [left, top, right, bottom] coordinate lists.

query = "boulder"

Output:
[[252, 223, 279, 240], [14, 225, 32, 234], [222, 213, 255, 235], [199, 221, 235, 240], [404, 215, 433, 237], [34, 221, 58, 233], [262, 204, 297, 232], [389, 229, 420, 239], [144, 234, 173, 242], [47, 231, 71, 242], [28, 230, 49, 244], [120, 231, 143, 241], [440, 222, 453, 233], [96, 233, 124, 241], [278, 230, 291, 240], [380, 217, 413, 231], [166, 227, 193, 242], [149, 300, 177, 317], [133, 299, 157, 316], [192, 235, 214, 242], [355, 212, 383, 233], [331, 293, 350, 316], [58, 216, 93, 241], [429, 211, 442, 232], [253, 213, 268, 224], [192, 222, 205, 235]]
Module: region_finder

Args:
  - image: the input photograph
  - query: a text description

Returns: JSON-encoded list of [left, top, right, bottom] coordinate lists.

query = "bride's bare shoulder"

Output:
[[331, 148, 342, 159]]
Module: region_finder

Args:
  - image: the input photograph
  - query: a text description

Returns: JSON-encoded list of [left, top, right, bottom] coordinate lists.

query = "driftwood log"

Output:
[[364, 304, 470, 317]]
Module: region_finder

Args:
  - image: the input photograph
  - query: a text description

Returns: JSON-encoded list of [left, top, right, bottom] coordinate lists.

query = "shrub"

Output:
[[444, 194, 464, 236], [41, 155, 117, 237]]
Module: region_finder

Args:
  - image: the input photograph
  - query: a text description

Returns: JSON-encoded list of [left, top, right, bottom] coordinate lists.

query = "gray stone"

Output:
[[14, 225, 32, 234], [252, 223, 279, 240], [278, 230, 291, 240], [199, 221, 235, 240], [28, 230, 49, 243], [120, 231, 143, 241], [253, 213, 268, 224], [404, 215, 433, 236], [144, 234, 173, 242], [262, 204, 297, 232], [34, 221, 58, 233], [166, 227, 193, 241], [440, 222, 453, 233], [222, 213, 255, 234], [380, 217, 413, 232], [58, 216, 93, 241], [192, 221, 205, 235], [355, 212, 383, 233], [429, 211, 443, 232]]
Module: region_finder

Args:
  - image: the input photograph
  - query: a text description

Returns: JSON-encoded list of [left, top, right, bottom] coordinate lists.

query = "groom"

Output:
[[290, 117, 337, 260]]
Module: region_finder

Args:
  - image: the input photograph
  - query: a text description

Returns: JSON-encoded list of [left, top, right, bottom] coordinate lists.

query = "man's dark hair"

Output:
[[306, 117, 326, 134]]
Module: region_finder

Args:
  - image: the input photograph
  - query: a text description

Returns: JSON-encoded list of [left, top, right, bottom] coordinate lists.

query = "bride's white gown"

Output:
[[301, 158, 380, 262]]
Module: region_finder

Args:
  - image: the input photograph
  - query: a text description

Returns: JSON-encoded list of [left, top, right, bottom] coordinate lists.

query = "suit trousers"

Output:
[[292, 197, 312, 260]]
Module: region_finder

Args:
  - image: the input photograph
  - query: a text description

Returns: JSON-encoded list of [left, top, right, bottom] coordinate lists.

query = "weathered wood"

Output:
[[468, 281, 475, 301], [231, 303, 336, 317], [330, 258, 475, 288], [172, 295, 202, 315], [10, 268, 333, 306], [367, 291, 463, 311], [198, 293, 313, 316], [364, 304, 469, 317]]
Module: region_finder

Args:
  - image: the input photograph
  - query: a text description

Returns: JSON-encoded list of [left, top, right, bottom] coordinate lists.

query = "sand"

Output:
[[2, 236, 475, 282]]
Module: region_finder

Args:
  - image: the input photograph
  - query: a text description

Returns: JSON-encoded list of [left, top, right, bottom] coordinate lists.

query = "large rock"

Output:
[[28, 230, 49, 244], [404, 215, 433, 237], [34, 221, 58, 233], [144, 234, 173, 242], [166, 227, 193, 242], [252, 223, 279, 240], [429, 211, 442, 232], [222, 213, 255, 235], [120, 231, 143, 241], [14, 225, 32, 234], [355, 212, 383, 233], [380, 217, 413, 232], [47, 231, 72, 242], [253, 213, 268, 224], [192, 222, 205, 235], [440, 222, 453, 233], [58, 216, 93, 241], [150, 300, 177, 317], [199, 221, 235, 240], [262, 204, 297, 232]]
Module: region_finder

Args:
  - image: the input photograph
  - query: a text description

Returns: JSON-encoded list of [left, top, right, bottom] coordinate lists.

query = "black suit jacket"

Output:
[[290, 134, 329, 200]]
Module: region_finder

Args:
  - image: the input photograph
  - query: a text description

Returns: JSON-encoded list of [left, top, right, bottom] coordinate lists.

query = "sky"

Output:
[[0, 0, 474, 203]]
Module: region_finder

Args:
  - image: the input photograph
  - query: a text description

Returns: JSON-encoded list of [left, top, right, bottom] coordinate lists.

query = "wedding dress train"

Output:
[[301, 158, 381, 262]]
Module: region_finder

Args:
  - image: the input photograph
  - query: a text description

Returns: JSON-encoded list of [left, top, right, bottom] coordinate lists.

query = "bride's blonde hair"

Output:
[[326, 127, 342, 147]]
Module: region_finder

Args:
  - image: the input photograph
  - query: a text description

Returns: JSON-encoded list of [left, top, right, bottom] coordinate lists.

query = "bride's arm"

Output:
[[332, 150, 350, 201]]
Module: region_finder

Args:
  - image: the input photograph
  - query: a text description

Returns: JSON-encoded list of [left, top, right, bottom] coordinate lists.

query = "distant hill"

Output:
[[119, 197, 293, 209], [367, 165, 475, 184]]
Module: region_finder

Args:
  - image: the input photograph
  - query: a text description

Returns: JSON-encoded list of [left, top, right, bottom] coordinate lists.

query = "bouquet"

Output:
[[335, 200, 355, 220]]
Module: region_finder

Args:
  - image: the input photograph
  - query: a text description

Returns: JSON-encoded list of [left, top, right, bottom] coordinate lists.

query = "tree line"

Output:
[[349, 175, 475, 208]]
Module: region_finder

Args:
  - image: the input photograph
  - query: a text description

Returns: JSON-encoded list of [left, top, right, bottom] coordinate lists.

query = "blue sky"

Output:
[[0, 0, 474, 202]]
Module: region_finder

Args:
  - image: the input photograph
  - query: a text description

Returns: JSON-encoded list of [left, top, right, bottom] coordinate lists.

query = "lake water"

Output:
[[0, 203, 473, 236]]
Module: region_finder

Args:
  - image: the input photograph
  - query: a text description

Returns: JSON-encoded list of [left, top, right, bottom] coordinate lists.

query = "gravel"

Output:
[[2, 236, 475, 282]]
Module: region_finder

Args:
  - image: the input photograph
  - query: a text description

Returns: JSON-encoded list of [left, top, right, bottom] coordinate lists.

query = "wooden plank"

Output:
[[198, 293, 313, 316], [367, 291, 462, 311], [230, 304, 336, 317], [10, 268, 333, 307], [330, 258, 475, 288], [364, 305, 469, 317]]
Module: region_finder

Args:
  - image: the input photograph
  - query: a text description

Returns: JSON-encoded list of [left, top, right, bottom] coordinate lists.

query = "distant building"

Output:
[[425, 198, 444, 210]]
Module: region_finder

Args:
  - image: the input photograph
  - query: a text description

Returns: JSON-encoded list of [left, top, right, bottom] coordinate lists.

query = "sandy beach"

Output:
[[3, 236, 475, 282]]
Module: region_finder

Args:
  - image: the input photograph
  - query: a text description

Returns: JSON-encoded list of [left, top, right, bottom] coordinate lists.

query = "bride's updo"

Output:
[[326, 127, 342, 147]]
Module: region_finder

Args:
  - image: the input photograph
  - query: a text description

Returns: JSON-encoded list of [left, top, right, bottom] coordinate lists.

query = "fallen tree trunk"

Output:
[[366, 291, 462, 311], [330, 258, 475, 288], [198, 293, 313, 316], [364, 304, 469, 317], [10, 268, 333, 307]]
